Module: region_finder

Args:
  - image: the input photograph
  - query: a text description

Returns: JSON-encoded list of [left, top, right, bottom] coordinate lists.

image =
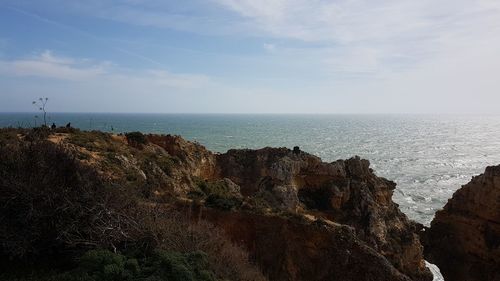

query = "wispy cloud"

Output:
[[6, 5, 169, 69], [0, 50, 210, 89], [213, 0, 500, 43], [2, 0, 500, 113], [0, 50, 287, 113], [0, 51, 107, 80], [213, 0, 500, 74], [17, 0, 499, 75]]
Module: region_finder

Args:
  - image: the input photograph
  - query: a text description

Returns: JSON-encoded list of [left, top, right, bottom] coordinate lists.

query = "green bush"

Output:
[[79, 250, 126, 280], [141, 152, 176, 176], [125, 132, 147, 147], [190, 178, 242, 210], [0, 249, 218, 281], [74, 249, 215, 281]]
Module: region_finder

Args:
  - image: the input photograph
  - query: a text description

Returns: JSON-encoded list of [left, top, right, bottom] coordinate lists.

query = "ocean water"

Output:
[[2, 113, 500, 228]]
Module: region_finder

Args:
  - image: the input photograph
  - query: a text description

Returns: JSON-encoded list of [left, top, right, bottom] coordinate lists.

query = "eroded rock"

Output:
[[424, 165, 500, 281], [216, 148, 431, 281]]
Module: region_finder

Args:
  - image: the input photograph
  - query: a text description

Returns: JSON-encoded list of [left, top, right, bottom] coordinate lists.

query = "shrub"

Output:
[[24, 126, 51, 142], [0, 129, 266, 281], [75, 249, 215, 281], [0, 249, 218, 281], [0, 139, 138, 262], [0, 128, 19, 146], [142, 152, 176, 176], [142, 210, 266, 281], [125, 132, 147, 148], [68, 130, 113, 151], [191, 179, 242, 210], [194, 179, 229, 197], [79, 250, 126, 278]]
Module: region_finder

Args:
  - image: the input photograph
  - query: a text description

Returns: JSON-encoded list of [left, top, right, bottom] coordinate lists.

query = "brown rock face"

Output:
[[195, 206, 412, 281], [424, 165, 500, 281], [216, 148, 431, 281], [147, 134, 217, 180]]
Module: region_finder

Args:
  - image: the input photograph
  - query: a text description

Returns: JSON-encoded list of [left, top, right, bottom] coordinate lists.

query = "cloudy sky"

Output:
[[1, 0, 499, 113]]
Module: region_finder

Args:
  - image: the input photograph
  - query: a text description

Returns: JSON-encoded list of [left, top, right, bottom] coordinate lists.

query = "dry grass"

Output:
[[140, 207, 267, 281], [0, 130, 267, 280]]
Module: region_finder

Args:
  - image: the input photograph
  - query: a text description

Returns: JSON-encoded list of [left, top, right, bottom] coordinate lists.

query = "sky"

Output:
[[0, 0, 499, 114]]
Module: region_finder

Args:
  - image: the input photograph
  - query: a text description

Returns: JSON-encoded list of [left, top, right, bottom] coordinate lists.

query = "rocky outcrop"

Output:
[[216, 148, 431, 281], [21, 130, 432, 280], [194, 205, 413, 281], [424, 165, 500, 281], [147, 134, 217, 180]]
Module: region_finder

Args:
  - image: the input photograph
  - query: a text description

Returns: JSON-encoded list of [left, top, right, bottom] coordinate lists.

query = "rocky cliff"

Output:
[[195, 205, 413, 281], [216, 148, 431, 281], [424, 165, 500, 281], [1, 129, 432, 281]]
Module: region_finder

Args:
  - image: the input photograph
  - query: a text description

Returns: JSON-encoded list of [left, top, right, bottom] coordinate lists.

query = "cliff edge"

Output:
[[423, 165, 500, 281], [0, 128, 432, 281]]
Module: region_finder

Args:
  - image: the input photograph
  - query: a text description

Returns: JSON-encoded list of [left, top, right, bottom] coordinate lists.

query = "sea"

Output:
[[6, 113, 499, 280]]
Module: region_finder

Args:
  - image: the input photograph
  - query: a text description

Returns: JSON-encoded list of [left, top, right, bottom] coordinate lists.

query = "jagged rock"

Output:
[[217, 149, 432, 281], [195, 205, 413, 281], [423, 165, 500, 281], [217, 178, 242, 197], [147, 134, 217, 180], [146, 134, 217, 194]]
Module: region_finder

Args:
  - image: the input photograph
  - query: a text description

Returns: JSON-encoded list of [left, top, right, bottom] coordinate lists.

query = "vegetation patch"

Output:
[[68, 130, 115, 152], [0, 128, 19, 146], [0, 139, 137, 260], [189, 178, 242, 210], [0, 249, 217, 281], [0, 129, 266, 281], [125, 132, 147, 148], [142, 151, 177, 176]]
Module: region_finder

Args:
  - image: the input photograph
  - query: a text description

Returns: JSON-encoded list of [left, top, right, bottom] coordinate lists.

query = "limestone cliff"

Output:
[[18, 129, 431, 280], [217, 148, 431, 281], [194, 205, 412, 281], [424, 165, 500, 281]]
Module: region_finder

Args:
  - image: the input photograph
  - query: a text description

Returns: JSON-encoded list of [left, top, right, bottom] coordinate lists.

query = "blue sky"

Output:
[[1, 0, 500, 113]]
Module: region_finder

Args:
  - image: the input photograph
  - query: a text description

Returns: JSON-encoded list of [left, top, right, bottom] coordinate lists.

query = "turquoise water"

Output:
[[2, 113, 500, 226]]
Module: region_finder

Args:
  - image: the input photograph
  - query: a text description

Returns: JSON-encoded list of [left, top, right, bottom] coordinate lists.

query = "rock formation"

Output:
[[13, 129, 432, 280], [424, 165, 500, 281], [216, 148, 431, 281], [195, 205, 413, 281]]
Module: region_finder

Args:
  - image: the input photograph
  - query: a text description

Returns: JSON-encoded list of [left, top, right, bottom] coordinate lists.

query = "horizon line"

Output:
[[1, 111, 500, 116]]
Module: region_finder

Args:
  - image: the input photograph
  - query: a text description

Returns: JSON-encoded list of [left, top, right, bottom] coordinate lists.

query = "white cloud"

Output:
[[213, 0, 500, 74], [213, 0, 500, 42], [9, 1, 500, 68], [0, 51, 107, 80], [29, 0, 499, 75], [0, 50, 210, 89], [0, 51, 289, 113], [3, 1, 500, 113]]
